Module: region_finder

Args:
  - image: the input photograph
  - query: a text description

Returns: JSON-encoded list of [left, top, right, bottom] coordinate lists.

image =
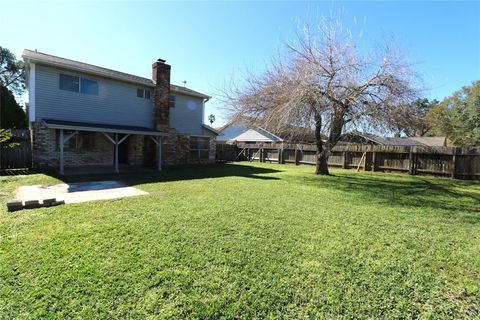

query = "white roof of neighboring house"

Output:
[[22, 49, 210, 100], [217, 123, 283, 143], [409, 136, 447, 147]]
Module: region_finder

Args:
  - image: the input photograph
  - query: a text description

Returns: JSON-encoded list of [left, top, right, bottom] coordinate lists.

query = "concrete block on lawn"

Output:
[[24, 200, 41, 209], [42, 198, 57, 206], [7, 200, 23, 212]]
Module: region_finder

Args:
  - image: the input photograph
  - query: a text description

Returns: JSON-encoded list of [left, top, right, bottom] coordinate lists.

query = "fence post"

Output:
[[278, 148, 283, 164], [408, 150, 412, 174], [451, 148, 457, 179], [362, 151, 367, 171], [371, 151, 376, 172], [342, 151, 348, 169], [408, 147, 417, 174], [294, 147, 299, 165], [261, 148, 264, 162]]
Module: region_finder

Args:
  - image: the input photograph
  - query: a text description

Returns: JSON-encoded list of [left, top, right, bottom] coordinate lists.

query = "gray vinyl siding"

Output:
[[169, 94, 206, 135], [34, 64, 154, 128]]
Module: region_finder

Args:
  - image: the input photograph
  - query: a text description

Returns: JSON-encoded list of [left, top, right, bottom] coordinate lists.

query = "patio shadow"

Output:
[[56, 163, 283, 186]]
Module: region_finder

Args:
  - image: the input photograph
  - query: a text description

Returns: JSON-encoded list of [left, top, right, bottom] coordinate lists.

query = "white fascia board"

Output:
[[28, 63, 36, 124], [43, 122, 169, 136]]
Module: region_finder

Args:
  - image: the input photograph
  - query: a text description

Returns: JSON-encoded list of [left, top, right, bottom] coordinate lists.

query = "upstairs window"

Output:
[[59, 74, 98, 95], [137, 89, 151, 99], [59, 74, 79, 92], [80, 78, 99, 95], [169, 95, 176, 108]]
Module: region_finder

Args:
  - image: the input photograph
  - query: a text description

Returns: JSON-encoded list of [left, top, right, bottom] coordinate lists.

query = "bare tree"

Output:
[[223, 20, 418, 175]]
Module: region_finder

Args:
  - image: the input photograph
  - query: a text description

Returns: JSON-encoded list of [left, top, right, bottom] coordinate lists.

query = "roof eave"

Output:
[[23, 54, 156, 88], [42, 120, 168, 136], [202, 124, 221, 135], [170, 87, 211, 100]]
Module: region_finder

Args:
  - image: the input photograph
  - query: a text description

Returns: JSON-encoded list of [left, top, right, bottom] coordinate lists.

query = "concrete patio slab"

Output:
[[14, 180, 148, 204]]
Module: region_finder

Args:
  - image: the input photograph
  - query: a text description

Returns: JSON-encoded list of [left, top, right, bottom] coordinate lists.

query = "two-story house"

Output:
[[22, 50, 219, 174]]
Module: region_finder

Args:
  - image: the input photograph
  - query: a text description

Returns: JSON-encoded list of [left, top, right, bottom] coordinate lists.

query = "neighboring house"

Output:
[[217, 120, 320, 144], [341, 131, 447, 147], [23, 49, 218, 174], [217, 122, 284, 144], [408, 136, 447, 147]]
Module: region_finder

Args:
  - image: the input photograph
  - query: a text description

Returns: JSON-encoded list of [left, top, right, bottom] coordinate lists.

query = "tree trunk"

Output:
[[314, 110, 348, 175], [314, 113, 330, 175], [316, 149, 330, 175]]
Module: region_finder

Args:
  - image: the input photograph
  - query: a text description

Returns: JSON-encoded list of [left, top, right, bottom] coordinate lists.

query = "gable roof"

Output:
[[218, 122, 283, 143], [218, 118, 318, 143], [22, 49, 210, 99], [232, 128, 284, 143], [202, 124, 221, 135], [409, 136, 446, 147]]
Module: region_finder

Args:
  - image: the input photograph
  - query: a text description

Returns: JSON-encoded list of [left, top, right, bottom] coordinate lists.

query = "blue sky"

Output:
[[1, 1, 479, 125]]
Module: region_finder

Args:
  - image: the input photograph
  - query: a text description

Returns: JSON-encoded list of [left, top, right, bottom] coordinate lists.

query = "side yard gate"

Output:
[[0, 129, 32, 170], [216, 142, 480, 180]]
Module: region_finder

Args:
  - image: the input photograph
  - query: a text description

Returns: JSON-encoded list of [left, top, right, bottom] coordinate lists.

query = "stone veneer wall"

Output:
[[31, 121, 114, 169], [160, 134, 216, 167], [126, 135, 144, 167], [209, 136, 216, 162], [31, 121, 216, 170], [31, 121, 58, 169]]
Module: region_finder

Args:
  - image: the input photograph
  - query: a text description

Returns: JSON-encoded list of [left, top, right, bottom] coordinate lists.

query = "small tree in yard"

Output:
[[224, 20, 418, 175], [1, 46, 26, 129]]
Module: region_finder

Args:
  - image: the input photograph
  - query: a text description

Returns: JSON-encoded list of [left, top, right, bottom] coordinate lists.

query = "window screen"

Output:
[[189, 137, 210, 160], [81, 78, 99, 95], [59, 74, 80, 92]]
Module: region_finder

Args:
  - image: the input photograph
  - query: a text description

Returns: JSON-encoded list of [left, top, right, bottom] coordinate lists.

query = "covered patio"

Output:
[[43, 119, 168, 175]]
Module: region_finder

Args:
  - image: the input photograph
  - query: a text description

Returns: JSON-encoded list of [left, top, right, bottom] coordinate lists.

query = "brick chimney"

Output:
[[152, 58, 171, 131]]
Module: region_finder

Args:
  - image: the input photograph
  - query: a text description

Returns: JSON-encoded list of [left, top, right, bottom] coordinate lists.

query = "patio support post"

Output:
[[101, 133, 129, 174], [157, 137, 162, 171], [59, 129, 64, 175], [114, 133, 119, 173], [149, 136, 162, 171]]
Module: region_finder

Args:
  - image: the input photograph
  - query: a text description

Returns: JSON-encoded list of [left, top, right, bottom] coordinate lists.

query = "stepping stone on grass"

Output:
[[7, 200, 23, 212], [24, 200, 41, 209]]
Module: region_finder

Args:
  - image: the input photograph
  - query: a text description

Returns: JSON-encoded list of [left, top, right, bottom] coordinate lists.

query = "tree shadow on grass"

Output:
[[298, 171, 480, 223]]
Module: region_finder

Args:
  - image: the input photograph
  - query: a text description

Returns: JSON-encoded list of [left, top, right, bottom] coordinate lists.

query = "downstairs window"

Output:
[[189, 136, 210, 160], [56, 131, 96, 151]]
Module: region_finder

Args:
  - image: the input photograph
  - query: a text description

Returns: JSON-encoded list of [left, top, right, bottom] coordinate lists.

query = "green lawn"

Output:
[[1, 162, 479, 319]]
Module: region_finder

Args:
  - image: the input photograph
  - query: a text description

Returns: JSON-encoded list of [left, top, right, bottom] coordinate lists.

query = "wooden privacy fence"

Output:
[[216, 142, 480, 180], [0, 129, 32, 170]]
